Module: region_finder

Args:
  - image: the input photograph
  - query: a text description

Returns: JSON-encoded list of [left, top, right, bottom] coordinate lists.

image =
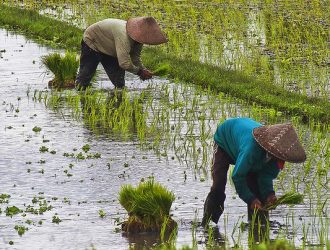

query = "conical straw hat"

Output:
[[253, 123, 306, 163], [126, 17, 168, 45]]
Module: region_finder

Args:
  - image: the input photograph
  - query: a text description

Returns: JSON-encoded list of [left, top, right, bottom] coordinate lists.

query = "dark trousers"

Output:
[[210, 144, 269, 222], [76, 40, 125, 88]]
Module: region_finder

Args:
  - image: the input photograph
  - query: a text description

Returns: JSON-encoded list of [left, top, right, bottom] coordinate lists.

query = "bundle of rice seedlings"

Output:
[[265, 192, 304, 210], [119, 179, 176, 233], [41, 51, 79, 89], [152, 63, 171, 76]]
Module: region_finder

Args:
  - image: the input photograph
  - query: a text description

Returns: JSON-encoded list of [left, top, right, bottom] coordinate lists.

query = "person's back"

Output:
[[75, 16, 167, 89], [84, 19, 128, 58], [214, 117, 262, 163]]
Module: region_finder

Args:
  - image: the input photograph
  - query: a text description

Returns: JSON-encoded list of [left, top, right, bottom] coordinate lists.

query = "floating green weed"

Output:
[[5, 206, 21, 217], [14, 225, 28, 236], [98, 209, 106, 218], [39, 146, 49, 153], [82, 144, 90, 153], [0, 194, 10, 203], [52, 215, 62, 224], [32, 126, 41, 132]]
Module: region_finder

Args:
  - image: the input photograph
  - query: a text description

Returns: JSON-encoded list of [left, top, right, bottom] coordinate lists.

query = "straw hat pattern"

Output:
[[253, 123, 306, 163], [126, 17, 168, 45]]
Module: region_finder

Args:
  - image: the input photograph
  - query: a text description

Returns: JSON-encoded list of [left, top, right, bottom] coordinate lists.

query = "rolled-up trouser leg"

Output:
[[76, 40, 101, 87], [246, 172, 269, 223], [202, 143, 234, 225], [101, 54, 125, 88]]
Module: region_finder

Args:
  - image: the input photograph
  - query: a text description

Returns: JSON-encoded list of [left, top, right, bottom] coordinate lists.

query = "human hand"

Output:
[[250, 198, 263, 210], [138, 69, 153, 80], [265, 193, 277, 208]]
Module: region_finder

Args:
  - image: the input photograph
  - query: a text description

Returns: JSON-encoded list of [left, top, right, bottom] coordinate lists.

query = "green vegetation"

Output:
[[152, 63, 171, 77], [5, 206, 22, 217], [39, 145, 49, 152], [0, 193, 10, 203], [98, 209, 106, 218], [119, 178, 176, 233], [265, 192, 304, 210], [52, 215, 62, 224], [32, 126, 42, 132], [0, 1, 328, 249], [41, 51, 79, 88], [0, 4, 329, 123], [14, 225, 28, 236]]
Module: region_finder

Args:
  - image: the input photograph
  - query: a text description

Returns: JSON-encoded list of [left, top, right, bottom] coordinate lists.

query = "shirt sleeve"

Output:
[[257, 162, 280, 200], [130, 43, 144, 70], [232, 151, 256, 204], [114, 36, 140, 74]]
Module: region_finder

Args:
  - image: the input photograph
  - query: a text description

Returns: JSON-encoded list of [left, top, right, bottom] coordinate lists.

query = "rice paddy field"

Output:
[[0, 1, 329, 249]]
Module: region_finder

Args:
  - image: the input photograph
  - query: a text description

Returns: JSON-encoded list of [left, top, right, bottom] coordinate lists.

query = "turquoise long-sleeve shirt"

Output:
[[214, 118, 280, 204]]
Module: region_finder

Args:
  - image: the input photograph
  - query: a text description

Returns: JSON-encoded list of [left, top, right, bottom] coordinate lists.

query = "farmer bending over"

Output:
[[202, 117, 306, 225], [76, 17, 167, 90]]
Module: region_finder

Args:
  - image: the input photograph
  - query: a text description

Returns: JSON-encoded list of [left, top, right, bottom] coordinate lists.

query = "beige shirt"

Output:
[[83, 19, 144, 74]]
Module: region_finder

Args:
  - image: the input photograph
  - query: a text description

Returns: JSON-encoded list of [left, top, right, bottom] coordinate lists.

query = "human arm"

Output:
[[114, 36, 140, 74], [131, 43, 153, 80], [130, 43, 144, 69], [232, 152, 256, 205], [257, 162, 280, 204]]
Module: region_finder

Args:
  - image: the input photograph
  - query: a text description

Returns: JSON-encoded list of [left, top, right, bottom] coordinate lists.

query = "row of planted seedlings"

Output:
[[31, 77, 329, 248], [4, 0, 329, 99]]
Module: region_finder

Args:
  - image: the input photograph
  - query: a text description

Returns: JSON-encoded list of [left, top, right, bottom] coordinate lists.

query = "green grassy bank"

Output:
[[0, 4, 329, 124]]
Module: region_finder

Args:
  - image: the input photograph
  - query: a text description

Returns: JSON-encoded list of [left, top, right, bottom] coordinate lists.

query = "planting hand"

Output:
[[250, 198, 263, 211], [138, 69, 153, 80], [265, 193, 277, 209]]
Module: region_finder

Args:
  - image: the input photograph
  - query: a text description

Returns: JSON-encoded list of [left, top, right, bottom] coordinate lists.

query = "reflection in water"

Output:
[[123, 231, 163, 250], [122, 227, 177, 250], [204, 225, 226, 248]]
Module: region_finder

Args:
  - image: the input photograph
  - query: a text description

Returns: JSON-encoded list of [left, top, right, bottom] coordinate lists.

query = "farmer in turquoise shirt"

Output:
[[202, 118, 306, 225]]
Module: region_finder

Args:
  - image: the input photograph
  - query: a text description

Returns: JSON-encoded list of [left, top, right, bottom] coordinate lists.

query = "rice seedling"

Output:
[[152, 63, 171, 77], [264, 192, 304, 210], [2, 3, 327, 247], [41, 51, 79, 89], [119, 178, 176, 234], [1, 4, 329, 122]]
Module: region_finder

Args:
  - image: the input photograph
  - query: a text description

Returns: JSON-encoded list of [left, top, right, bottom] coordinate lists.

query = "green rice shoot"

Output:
[[41, 51, 79, 88], [265, 192, 304, 210], [119, 178, 175, 226], [152, 63, 171, 76]]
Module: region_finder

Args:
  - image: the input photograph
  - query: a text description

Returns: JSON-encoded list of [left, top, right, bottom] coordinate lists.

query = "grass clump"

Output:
[[41, 51, 79, 89], [119, 178, 176, 233], [152, 63, 171, 76], [265, 192, 304, 210]]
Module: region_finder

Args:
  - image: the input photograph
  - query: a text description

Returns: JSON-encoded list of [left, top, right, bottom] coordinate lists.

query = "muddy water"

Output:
[[0, 28, 214, 249], [0, 29, 327, 250]]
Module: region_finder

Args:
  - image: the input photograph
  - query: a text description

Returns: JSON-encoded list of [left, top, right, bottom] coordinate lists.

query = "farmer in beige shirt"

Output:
[[76, 17, 167, 89]]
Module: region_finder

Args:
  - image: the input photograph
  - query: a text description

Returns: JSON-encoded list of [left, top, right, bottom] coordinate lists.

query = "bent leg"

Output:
[[202, 143, 233, 225], [76, 40, 100, 88], [101, 54, 125, 88]]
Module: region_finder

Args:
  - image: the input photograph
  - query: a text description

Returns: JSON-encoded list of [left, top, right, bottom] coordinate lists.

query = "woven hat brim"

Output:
[[253, 124, 306, 163], [127, 17, 168, 45]]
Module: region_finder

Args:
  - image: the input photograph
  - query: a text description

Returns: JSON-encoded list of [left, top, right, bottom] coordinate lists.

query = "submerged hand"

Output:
[[250, 198, 263, 210], [138, 69, 153, 80], [265, 193, 277, 208]]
